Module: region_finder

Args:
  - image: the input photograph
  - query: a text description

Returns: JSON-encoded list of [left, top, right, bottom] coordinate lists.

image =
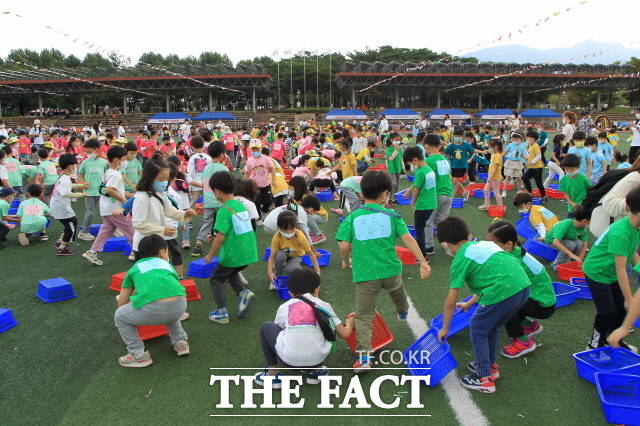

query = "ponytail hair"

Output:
[[487, 220, 526, 256]]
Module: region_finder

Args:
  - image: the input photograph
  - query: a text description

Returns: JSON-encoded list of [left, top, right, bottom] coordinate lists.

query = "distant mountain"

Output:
[[465, 40, 640, 64]]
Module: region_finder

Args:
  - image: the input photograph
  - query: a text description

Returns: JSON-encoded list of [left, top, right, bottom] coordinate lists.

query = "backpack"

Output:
[[295, 295, 336, 343], [582, 169, 633, 218]]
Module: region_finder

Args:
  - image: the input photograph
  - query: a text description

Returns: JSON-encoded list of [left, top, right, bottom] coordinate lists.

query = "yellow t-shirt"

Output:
[[356, 148, 370, 161], [488, 152, 503, 181], [270, 159, 289, 195], [271, 228, 312, 257], [529, 205, 559, 232], [526, 143, 543, 168], [306, 157, 331, 174], [340, 152, 357, 178], [317, 206, 328, 219]]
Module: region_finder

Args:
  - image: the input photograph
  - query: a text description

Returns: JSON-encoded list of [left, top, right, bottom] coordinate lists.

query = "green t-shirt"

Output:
[[559, 174, 590, 213], [214, 199, 258, 267], [583, 217, 640, 284], [512, 247, 555, 307], [201, 162, 229, 208], [22, 165, 37, 180], [0, 199, 10, 219], [36, 160, 58, 186], [121, 257, 186, 309], [385, 146, 403, 174], [425, 153, 453, 197], [545, 219, 589, 244], [339, 176, 362, 193], [78, 157, 109, 196], [444, 142, 474, 169], [17, 197, 50, 234], [335, 203, 409, 282], [124, 159, 142, 192], [4, 157, 23, 187], [412, 164, 437, 210], [449, 241, 531, 305]]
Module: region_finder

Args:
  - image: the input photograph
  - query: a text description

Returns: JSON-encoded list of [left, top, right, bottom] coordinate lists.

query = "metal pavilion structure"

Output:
[[336, 62, 640, 110], [0, 64, 272, 115]]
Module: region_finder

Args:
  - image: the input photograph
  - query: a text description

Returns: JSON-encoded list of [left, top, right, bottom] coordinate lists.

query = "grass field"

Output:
[[1, 134, 637, 425]]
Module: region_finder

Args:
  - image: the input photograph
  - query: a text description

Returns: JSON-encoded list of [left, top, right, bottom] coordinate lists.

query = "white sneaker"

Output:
[[179, 312, 190, 321], [128, 253, 135, 261], [478, 204, 489, 211], [500, 191, 507, 198], [118, 351, 153, 368], [256, 219, 264, 226], [78, 232, 95, 241], [463, 190, 469, 201], [82, 251, 103, 266], [174, 340, 190, 356]]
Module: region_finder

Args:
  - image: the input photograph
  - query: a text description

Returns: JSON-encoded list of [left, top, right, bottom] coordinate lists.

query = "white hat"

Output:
[[249, 139, 262, 149], [241, 134, 251, 141]]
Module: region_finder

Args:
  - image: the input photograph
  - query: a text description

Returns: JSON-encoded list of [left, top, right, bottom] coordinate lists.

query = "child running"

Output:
[[50, 153, 87, 255], [479, 138, 504, 210], [77, 139, 108, 241]]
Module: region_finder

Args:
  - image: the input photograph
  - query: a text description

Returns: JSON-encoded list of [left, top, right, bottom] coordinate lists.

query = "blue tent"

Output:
[[325, 109, 368, 120], [428, 108, 470, 119], [520, 109, 561, 118], [476, 108, 513, 119], [147, 112, 191, 123], [191, 111, 237, 121], [379, 108, 419, 119]]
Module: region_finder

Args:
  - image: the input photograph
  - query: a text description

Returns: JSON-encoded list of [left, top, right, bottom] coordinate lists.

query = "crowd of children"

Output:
[[2, 116, 640, 398]]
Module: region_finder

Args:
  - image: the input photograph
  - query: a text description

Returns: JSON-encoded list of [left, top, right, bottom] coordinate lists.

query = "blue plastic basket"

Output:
[[549, 183, 559, 189], [636, 317, 640, 328], [122, 243, 132, 256], [407, 225, 416, 239], [35, 277, 77, 303], [451, 198, 464, 209], [532, 198, 542, 205], [88, 224, 101, 236], [8, 207, 17, 215], [10, 199, 20, 208], [478, 172, 488, 180], [553, 282, 580, 307], [262, 247, 271, 261], [430, 296, 478, 338], [302, 249, 331, 267], [407, 175, 415, 182], [515, 215, 538, 240], [187, 258, 218, 278], [102, 237, 129, 252], [338, 216, 346, 222], [395, 190, 411, 205], [573, 347, 640, 384], [404, 328, 457, 387], [569, 277, 592, 300], [595, 372, 640, 426], [274, 276, 291, 301], [523, 239, 558, 261], [316, 191, 333, 202], [0, 308, 19, 333]]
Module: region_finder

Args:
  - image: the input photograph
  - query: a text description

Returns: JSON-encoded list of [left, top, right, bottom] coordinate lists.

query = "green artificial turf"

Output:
[[1, 134, 635, 425]]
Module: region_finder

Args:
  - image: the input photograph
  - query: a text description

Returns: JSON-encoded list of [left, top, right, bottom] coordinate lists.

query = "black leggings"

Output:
[[630, 146, 640, 165], [504, 298, 555, 339], [59, 217, 78, 243], [0, 222, 9, 240], [523, 168, 546, 197], [255, 186, 274, 215], [167, 238, 183, 266]]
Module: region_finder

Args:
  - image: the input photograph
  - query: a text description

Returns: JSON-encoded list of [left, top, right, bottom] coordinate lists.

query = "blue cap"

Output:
[[0, 187, 15, 197]]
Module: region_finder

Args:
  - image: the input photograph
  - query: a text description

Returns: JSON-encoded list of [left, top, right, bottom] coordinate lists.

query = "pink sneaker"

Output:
[[501, 337, 537, 358], [310, 234, 327, 245], [522, 320, 543, 337]]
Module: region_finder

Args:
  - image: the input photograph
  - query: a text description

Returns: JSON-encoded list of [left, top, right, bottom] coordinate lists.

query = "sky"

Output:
[[0, 0, 638, 64]]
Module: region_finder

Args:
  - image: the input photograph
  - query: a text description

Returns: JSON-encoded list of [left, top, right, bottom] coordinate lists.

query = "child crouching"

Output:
[[114, 234, 189, 368]]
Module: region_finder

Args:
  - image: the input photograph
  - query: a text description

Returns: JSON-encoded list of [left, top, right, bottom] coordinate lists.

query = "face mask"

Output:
[[252, 151, 261, 158], [288, 189, 295, 197], [119, 160, 128, 171], [442, 243, 454, 257], [88, 153, 97, 160], [153, 181, 168, 193], [410, 164, 417, 172], [392, 140, 400, 145], [452, 137, 462, 143], [280, 231, 295, 239], [567, 171, 579, 177], [518, 208, 529, 214], [574, 141, 585, 148]]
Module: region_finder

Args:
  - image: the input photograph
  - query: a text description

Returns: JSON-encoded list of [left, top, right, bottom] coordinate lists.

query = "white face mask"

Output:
[[442, 243, 454, 257], [119, 160, 128, 171], [88, 153, 97, 160], [518, 208, 529, 214], [280, 231, 295, 239]]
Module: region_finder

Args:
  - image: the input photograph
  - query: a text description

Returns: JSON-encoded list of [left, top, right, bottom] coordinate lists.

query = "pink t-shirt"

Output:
[[321, 149, 336, 160], [292, 166, 310, 179], [272, 140, 285, 160], [245, 155, 273, 188]]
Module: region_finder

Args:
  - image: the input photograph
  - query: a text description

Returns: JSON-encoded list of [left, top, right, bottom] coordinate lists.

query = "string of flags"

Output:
[[528, 71, 640, 94]]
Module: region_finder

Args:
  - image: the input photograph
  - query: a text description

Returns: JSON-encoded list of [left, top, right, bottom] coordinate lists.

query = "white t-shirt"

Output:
[[562, 123, 575, 143], [0, 128, 8, 138], [631, 126, 640, 147], [235, 196, 259, 220], [264, 205, 309, 236], [274, 293, 341, 367], [99, 169, 125, 216], [0, 165, 8, 181], [351, 137, 367, 155], [50, 174, 75, 219], [174, 174, 192, 210], [117, 126, 126, 137], [164, 187, 181, 240], [443, 119, 452, 127], [187, 152, 212, 189]]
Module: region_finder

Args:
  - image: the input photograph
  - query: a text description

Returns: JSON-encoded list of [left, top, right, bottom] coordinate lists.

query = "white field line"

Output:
[[405, 295, 489, 426]]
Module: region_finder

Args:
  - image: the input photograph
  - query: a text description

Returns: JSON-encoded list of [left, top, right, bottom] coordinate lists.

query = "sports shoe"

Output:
[[182, 241, 190, 250], [173, 340, 190, 356], [237, 290, 255, 318], [304, 367, 329, 384], [53, 241, 61, 248], [501, 337, 538, 358], [353, 357, 373, 374], [56, 247, 74, 256], [478, 204, 489, 211], [128, 253, 135, 261], [424, 247, 435, 256], [256, 219, 264, 227], [208, 308, 230, 324], [191, 244, 204, 257], [330, 208, 344, 216], [179, 312, 190, 321], [310, 233, 327, 245], [462, 190, 470, 201], [620, 341, 639, 354], [467, 361, 500, 379], [118, 351, 153, 368], [254, 371, 282, 389], [18, 233, 29, 247], [523, 320, 543, 337], [77, 232, 95, 241], [500, 191, 507, 198], [460, 374, 495, 393], [82, 251, 104, 266], [397, 311, 408, 320]]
